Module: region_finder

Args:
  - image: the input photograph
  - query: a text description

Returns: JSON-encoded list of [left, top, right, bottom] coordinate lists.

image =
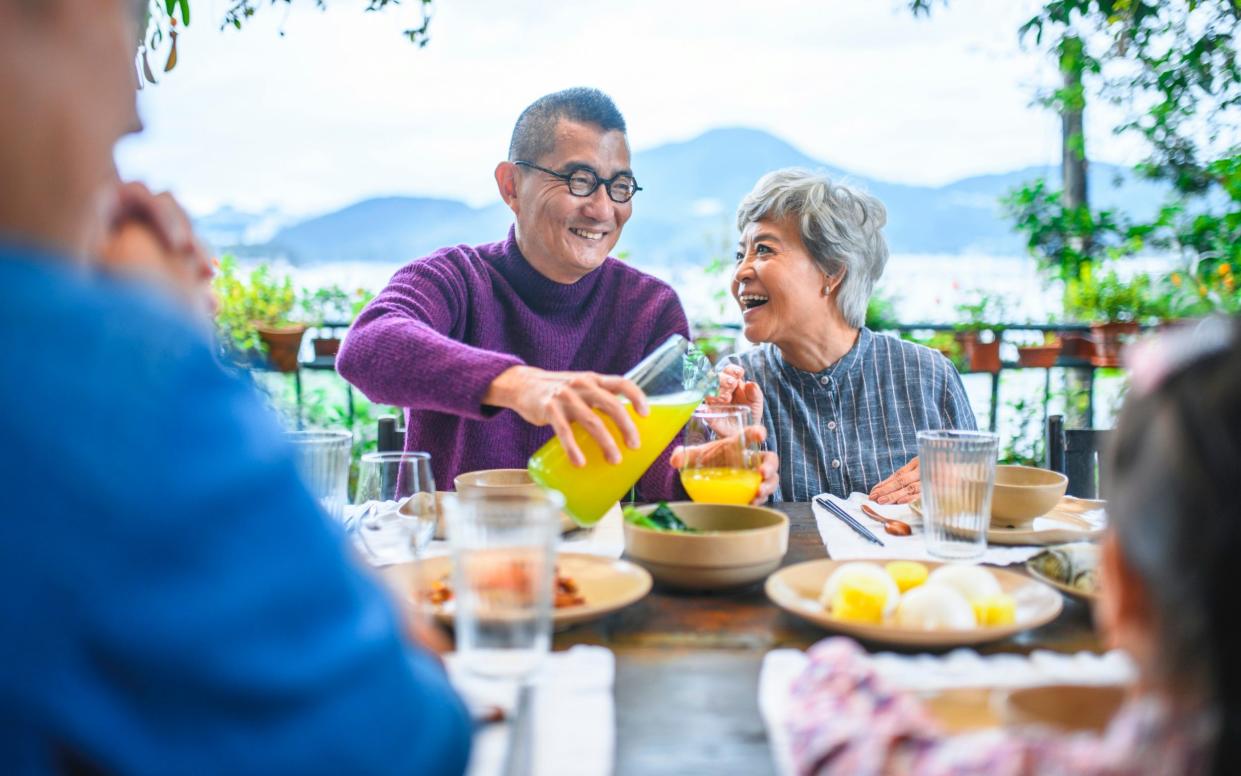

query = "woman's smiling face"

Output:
[[732, 216, 832, 345]]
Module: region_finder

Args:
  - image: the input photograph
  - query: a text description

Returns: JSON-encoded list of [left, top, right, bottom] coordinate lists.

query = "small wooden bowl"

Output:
[[623, 502, 789, 590], [991, 465, 1068, 528]]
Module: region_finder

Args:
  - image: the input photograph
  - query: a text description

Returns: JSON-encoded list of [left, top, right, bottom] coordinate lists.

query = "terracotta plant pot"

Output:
[[1017, 341, 1061, 369], [959, 332, 1002, 373], [255, 323, 307, 373], [312, 336, 341, 358], [1089, 321, 1140, 368], [1059, 332, 1095, 361]]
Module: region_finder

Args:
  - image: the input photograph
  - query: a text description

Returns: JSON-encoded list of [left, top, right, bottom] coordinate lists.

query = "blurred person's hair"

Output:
[[508, 87, 627, 163], [736, 169, 889, 329], [1105, 316, 1241, 775]]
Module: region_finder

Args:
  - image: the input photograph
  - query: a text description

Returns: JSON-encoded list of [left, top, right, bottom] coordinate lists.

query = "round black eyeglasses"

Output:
[[514, 161, 642, 203]]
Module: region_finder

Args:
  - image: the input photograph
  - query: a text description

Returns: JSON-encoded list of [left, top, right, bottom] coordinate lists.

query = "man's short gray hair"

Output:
[[736, 168, 889, 328]]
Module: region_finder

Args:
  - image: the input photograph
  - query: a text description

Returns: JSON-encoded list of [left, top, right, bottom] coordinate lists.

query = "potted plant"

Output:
[[300, 284, 352, 358], [1066, 266, 1150, 368], [1016, 329, 1062, 369], [212, 256, 305, 372], [954, 292, 1006, 373]]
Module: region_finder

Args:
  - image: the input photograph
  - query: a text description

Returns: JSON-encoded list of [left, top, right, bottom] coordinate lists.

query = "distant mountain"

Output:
[[202, 126, 1169, 265]]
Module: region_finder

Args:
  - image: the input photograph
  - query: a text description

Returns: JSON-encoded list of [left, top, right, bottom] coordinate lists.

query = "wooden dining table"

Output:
[[553, 501, 1103, 776]]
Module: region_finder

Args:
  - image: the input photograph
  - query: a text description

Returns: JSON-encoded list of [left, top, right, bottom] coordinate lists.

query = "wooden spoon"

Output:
[[860, 502, 913, 536]]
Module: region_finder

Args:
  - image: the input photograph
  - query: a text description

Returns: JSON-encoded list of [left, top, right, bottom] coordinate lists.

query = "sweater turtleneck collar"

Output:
[[491, 225, 608, 313]]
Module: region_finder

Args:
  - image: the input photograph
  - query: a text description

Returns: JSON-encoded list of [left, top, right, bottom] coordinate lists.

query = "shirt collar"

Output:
[[774, 327, 873, 385]]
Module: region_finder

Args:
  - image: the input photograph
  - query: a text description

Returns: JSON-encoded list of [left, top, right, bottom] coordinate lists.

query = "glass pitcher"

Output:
[[527, 335, 715, 526]]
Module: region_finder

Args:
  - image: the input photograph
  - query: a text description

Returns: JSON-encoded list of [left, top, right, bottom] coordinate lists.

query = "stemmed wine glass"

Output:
[[353, 451, 438, 560]]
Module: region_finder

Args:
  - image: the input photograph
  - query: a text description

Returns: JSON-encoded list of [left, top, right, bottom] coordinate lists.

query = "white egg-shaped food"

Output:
[[926, 564, 1002, 604], [819, 562, 901, 615], [894, 583, 977, 629]]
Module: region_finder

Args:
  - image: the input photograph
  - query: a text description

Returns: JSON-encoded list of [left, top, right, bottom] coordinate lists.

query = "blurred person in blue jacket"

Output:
[[0, 1, 471, 773]]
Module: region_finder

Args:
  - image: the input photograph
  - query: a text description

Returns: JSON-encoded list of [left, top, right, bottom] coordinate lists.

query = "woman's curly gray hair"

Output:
[[736, 168, 889, 328]]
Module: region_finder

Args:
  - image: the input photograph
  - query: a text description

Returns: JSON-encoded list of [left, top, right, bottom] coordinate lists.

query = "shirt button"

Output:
[[820, 376, 829, 385], [827, 420, 837, 431], [831, 458, 841, 469]]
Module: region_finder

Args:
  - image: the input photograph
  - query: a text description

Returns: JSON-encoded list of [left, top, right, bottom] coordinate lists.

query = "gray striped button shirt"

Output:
[[725, 328, 977, 502]]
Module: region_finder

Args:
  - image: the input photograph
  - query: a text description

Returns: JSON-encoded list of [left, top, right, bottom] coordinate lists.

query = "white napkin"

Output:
[[345, 501, 626, 566], [814, 492, 1044, 566], [759, 646, 1135, 776], [448, 645, 615, 776]]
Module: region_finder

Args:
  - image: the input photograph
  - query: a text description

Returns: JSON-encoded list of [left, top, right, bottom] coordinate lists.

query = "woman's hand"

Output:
[[671, 425, 779, 506], [868, 457, 920, 504], [484, 366, 647, 467], [706, 364, 764, 425]]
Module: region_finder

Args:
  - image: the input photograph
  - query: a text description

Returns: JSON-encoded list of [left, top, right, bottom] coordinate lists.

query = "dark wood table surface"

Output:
[[553, 501, 1102, 776]]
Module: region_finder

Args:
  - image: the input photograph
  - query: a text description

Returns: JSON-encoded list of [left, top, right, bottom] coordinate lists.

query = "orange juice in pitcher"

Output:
[[527, 336, 715, 526]]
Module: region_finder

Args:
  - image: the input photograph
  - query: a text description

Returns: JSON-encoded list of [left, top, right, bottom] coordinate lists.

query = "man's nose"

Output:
[[579, 185, 615, 221]]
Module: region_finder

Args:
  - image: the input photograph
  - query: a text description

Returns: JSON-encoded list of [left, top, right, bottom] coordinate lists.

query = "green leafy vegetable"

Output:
[[622, 502, 696, 532]]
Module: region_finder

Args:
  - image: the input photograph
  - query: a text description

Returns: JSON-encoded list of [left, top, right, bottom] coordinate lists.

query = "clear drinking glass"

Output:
[[443, 489, 563, 680], [354, 452, 438, 559], [286, 429, 352, 522], [678, 405, 762, 505], [918, 430, 999, 560]]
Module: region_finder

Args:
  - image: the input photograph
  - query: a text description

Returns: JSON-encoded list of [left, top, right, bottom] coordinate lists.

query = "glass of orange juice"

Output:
[[677, 406, 762, 505]]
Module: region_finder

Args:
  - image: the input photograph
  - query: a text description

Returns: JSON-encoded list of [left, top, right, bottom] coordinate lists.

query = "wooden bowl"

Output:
[[991, 465, 1068, 528], [623, 502, 789, 590]]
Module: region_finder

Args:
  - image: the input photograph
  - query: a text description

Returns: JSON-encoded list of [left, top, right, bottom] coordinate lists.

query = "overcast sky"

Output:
[[115, 0, 1147, 217]]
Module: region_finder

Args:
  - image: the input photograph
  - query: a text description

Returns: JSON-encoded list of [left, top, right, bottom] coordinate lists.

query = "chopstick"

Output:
[[814, 496, 886, 547]]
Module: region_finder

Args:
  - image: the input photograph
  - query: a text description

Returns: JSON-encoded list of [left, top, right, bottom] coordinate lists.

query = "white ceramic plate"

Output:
[[765, 558, 1063, 647], [910, 496, 1106, 546], [383, 551, 652, 628]]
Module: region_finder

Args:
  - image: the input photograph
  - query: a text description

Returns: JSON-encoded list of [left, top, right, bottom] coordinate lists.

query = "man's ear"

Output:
[[495, 161, 520, 215]]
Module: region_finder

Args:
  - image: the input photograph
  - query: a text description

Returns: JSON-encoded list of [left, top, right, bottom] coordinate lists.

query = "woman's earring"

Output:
[[823, 284, 832, 296]]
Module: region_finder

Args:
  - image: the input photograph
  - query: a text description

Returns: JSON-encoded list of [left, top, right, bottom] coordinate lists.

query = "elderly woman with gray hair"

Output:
[[713, 168, 976, 504]]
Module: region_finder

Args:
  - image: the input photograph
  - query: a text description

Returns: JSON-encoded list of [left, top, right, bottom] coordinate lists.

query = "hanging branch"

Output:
[[138, 0, 434, 85]]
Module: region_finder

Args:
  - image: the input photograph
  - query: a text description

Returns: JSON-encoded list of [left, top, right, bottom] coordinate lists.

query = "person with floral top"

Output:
[[787, 317, 1241, 776]]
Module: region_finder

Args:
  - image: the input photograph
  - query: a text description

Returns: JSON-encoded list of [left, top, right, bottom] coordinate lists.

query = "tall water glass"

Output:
[[444, 490, 563, 680], [286, 430, 352, 522], [354, 452, 437, 557], [918, 430, 999, 560]]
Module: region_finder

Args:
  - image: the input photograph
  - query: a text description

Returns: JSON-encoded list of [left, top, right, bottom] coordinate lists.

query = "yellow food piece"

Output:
[[885, 561, 929, 593], [972, 593, 1017, 626], [830, 576, 890, 624]]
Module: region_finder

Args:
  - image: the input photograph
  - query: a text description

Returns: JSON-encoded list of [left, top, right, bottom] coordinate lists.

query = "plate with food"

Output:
[[382, 552, 652, 629], [910, 496, 1106, 546], [764, 558, 1063, 647], [1025, 543, 1100, 603]]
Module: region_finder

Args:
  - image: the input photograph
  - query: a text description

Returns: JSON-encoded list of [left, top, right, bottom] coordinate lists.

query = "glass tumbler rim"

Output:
[[917, 429, 999, 444], [359, 450, 432, 464], [285, 429, 353, 444], [443, 488, 566, 509], [691, 404, 752, 419]]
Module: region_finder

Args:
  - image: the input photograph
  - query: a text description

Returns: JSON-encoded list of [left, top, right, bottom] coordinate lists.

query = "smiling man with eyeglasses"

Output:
[[339, 87, 779, 505]]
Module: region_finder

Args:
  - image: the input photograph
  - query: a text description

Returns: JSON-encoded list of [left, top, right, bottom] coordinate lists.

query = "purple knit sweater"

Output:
[[336, 226, 691, 500]]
